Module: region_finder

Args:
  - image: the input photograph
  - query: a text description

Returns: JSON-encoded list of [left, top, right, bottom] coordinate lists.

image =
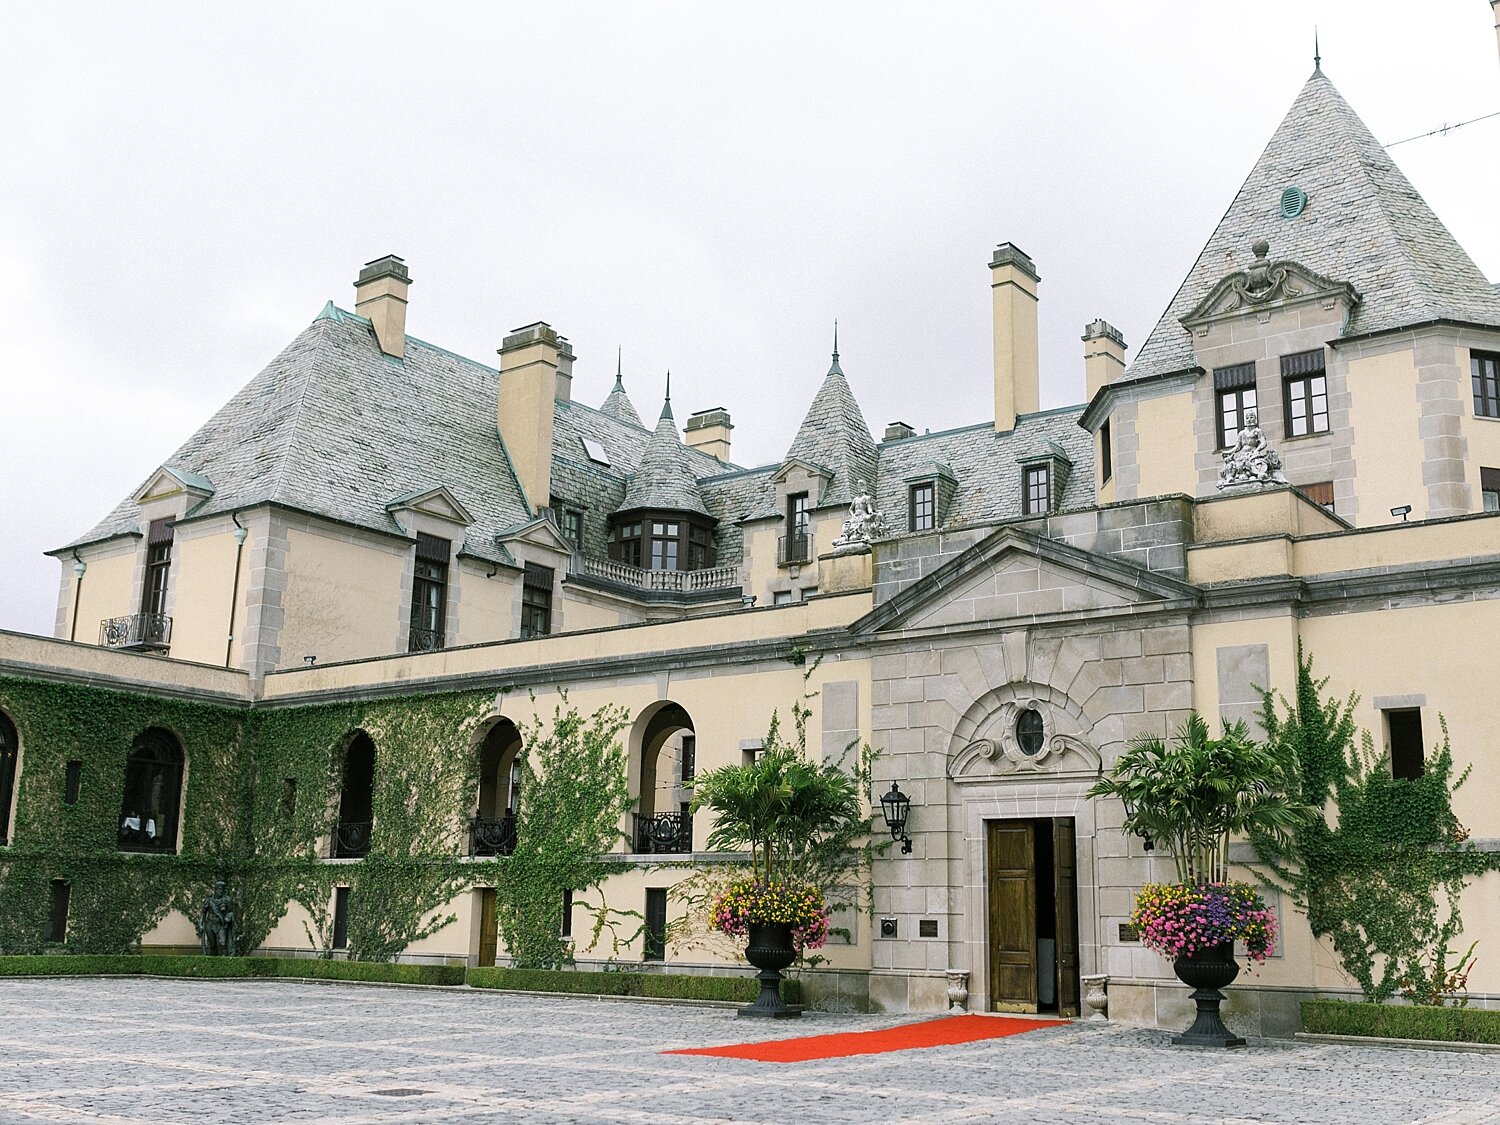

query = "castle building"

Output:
[[3, 57, 1499, 1032]]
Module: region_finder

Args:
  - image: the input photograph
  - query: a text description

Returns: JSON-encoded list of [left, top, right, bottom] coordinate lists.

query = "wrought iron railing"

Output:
[[332, 820, 372, 859], [777, 533, 812, 565], [633, 810, 693, 855], [408, 626, 443, 653], [470, 814, 517, 857], [576, 556, 739, 594], [100, 613, 172, 650]]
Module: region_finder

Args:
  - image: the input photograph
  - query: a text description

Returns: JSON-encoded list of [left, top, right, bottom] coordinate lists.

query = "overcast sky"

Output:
[[3, 1, 1497, 637]]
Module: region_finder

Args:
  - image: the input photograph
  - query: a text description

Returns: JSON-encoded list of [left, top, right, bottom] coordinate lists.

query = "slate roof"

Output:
[[1126, 69, 1500, 383], [619, 397, 711, 518], [598, 357, 643, 428], [779, 352, 879, 508]]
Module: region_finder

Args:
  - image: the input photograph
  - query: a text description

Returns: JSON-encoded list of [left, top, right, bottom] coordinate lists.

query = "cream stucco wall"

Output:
[[167, 521, 248, 667], [454, 562, 516, 647], [1346, 348, 1427, 522], [279, 526, 408, 668], [1133, 391, 1198, 500], [63, 542, 138, 646]]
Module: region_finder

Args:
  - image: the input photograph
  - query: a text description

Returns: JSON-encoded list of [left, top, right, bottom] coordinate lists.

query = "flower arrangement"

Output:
[[1132, 881, 1279, 965], [710, 879, 830, 950]]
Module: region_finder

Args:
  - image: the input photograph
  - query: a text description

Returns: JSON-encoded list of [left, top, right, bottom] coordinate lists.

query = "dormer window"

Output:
[[910, 483, 935, 531], [1016, 443, 1071, 517], [610, 510, 717, 572], [1022, 465, 1050, 515], [902, 462, 956, 533]]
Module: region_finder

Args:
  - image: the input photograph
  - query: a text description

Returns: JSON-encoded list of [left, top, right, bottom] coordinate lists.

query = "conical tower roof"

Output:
[[782, 333, 878, 505], [599, 349, 643, 428], [1126, 69, 1500, 383], [619, 378, 710, 517]]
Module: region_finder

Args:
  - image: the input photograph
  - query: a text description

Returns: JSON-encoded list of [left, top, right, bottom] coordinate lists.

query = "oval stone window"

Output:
[[1016, 708, 1045, 756]]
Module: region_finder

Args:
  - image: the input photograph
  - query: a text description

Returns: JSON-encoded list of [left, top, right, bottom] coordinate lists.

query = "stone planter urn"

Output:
[[945, 970, 970, 1012], [1171, 941, 1245, 1048], [739, 923, 800, 1019], [1080, 974, 1109, 1021]]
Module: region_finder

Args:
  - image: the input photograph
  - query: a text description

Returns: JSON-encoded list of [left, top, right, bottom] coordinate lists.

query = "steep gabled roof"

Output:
[[1126, 69, 1500, 383], [599, 352, 643, 428], [781, 347, 878, 507], [618, 393, 711, 518]]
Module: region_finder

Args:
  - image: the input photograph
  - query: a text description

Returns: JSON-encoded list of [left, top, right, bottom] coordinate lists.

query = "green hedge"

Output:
[[467, 966, 802, 1004], [1302, 999, 1500, 1044], [0, 955, 464, 986]]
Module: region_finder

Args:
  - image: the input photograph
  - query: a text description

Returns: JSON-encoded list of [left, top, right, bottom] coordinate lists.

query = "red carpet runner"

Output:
[[665, 1013, 1068, 1063]]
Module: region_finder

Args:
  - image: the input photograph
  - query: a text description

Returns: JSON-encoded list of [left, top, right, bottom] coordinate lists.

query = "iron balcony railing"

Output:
[[100, 613, 172, 651], [633, 810, 693, 855], [470, 814, 518, 857], [408, 626, 443, 653], [576, 556, 739, 594], [332, 820, 372, 859], [777, 533, 812, 565]]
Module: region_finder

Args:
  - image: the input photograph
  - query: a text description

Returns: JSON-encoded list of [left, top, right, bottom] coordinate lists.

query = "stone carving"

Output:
[[1216, 410, 1288, 490], [950, 701, 1103, 781], [1181, 239, 1360, 328], [197, 880, 238, 957], [1081, 973, 1109, 1021], [831, 482, 891, 550], [946, 969, 970, 1012]]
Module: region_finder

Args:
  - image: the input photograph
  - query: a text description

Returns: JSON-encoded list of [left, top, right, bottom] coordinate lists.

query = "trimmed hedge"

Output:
[[1302, 999, 1500, 1044], [467, 966, 803, 1004], [0, 955, 464, 986]]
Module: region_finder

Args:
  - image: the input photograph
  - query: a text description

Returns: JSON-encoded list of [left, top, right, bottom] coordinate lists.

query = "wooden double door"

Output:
[[987, 818, 1080, 1015]]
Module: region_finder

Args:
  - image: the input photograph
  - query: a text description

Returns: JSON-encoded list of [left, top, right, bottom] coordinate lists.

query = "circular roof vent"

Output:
[[1281, 186, 1308, 219]]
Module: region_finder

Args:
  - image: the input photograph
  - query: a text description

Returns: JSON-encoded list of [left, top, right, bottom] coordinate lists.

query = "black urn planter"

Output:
[[1171, 940, 1246, 1048], [739, 922, 801, 1019]]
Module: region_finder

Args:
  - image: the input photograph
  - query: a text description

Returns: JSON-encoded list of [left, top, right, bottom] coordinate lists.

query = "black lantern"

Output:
[[1119, 793, 1154, 852], [879, 782, 913, 855]]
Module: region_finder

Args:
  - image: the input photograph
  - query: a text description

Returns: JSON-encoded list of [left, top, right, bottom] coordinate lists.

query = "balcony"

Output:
[[633, 810, 693, 855], [778, 533, 812, 566], [470, 814, 517, 857], [332, 820, 372, 859], [408, 626, 443, 653], [575, 556, 739, 595], [100, 613, 172, 652]]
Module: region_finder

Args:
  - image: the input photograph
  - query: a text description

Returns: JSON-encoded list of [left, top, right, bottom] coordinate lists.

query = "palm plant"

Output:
[[1087, 713, 1309, 884]]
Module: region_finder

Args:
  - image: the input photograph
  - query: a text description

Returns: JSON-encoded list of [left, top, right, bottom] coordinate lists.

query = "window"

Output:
[[580, 436, 611, 465], [140, 518, 174, 618], [45, 880, 69, 944], [0, 713, 16, 845], [649, 521, 680, 571], [615, 521, 643, 567], [1100, 419, 1113, 484], [1301, 481, 1335, 511], [1213, 363, 1258, 449], [644, 887, 667, 961], [773, 590, 795, 605], [521, 563, 554, 638], [788, 493, 810, 537], [1016, 709, 1045, 756], [64, 759, 82, 806], [331, 887, 351, 950], [333, 733, 374, 859], [561, 888, 574, 938], [680, 735, 696, 785], [280, 777, 297, 819], [409, 534, 449, 652], [117, 728, 184, 854], [1281, 350, 1329, 437], [1473, 351, 1500, 418], [559, 508, 584, 552], [1482, 467, 1500, 513], [1022, 465, 1050, 515], [1387, 709, 1424, 780], [910, 482, 935, 531], [687, 525, 715, 570]]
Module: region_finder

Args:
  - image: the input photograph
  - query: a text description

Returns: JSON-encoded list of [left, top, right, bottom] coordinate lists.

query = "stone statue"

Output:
[[197, 880, 238, 957], [832, 482, 891, 549], [1216, 410, 1287, 489]]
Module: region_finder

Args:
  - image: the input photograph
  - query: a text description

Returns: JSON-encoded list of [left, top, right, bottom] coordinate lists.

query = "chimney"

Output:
[[555, 336, 575, 402], [354, 255, 411, 358], [684, 407, 733, 462], [990, 243, 1040, 433], [498, 322, 561, 514], [1082, 319, 1127, 402], [884, 421, 916, 441]]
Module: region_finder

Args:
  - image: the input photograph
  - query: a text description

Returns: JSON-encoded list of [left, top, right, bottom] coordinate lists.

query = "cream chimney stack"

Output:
[[1082, 319, 1127, 402], [354, 255, 411, 359], [555, 336, 575, 403], [498, 322, 561, 514], [685, 407, 733, 462], [990, 244, 1040, 433]]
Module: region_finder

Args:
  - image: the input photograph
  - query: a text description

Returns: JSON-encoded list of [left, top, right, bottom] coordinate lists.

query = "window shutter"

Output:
[[523, 563, 554, 590], [415, 533, 450, 562], [1481, 467, 1500, 492], [1212, 363, 1257, 390], [1280, 350, 1326, 376], [147, 518, 175, 545]]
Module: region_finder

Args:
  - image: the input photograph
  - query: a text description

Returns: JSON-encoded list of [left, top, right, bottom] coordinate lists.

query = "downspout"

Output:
[[225, 512, 248, 668], [68, 550, 86, 642]]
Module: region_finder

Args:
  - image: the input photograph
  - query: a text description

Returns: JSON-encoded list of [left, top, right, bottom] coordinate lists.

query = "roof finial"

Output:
[[828, 318, 845, 377], [614, 347, 624, 389], [660, 369, 673, 421], [1313, 27, 1322, 76]]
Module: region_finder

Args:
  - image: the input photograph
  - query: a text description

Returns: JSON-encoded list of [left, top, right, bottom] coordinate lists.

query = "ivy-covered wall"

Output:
[[0, 674, 494, 960]]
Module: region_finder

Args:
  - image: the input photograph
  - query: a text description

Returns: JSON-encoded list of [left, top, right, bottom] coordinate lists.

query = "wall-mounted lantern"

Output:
[[879, 782, 913, 855]]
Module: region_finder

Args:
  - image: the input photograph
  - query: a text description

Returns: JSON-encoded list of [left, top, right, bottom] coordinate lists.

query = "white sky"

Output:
[[2, 1, 1497, 637]]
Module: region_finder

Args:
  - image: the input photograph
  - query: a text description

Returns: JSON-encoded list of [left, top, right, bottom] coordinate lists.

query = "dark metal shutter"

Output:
[[147, 518, 175, 545], [415, 533, 450, 562], [1482, 467, 1500, 492], [1281, 349, 1326, 376], [1213, 363, 1257, 390], [523, 562, 554, 590]]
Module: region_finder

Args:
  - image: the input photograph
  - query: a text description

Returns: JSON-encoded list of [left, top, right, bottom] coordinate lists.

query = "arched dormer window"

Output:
[[117, 728, 184, 854]]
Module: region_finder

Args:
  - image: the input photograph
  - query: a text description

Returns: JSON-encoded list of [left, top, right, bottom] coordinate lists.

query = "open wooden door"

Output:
[[476, 888, 498, 967], [1053, 819, 1080, 1016], [987, 820, 1038, 1011]]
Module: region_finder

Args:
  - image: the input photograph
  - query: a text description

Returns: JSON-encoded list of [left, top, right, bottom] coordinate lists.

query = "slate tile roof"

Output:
[[619, 398, 712, 518], [598, 363, 644, 428], [781, 357, 880, 509], [1126, 70, 1500, 383]]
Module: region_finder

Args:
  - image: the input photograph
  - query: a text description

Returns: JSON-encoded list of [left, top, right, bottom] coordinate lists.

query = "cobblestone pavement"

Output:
[[2, 979, 1499, 1124]]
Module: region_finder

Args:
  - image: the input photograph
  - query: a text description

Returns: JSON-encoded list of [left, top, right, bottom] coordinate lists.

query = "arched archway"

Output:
[[629, 702, 695, 854], [0, 710, 18, 846], [332, 731, 375, 858], [471, 718, 522, 856], [117, 727, 184, 854]]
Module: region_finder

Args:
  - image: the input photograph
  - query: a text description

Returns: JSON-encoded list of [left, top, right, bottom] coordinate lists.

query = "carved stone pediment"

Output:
[[949, 696, 1102, 783], [1181, 239, 1360, 329]]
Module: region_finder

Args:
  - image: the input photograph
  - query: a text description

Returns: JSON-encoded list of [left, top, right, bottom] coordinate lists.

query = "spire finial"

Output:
[[1313, 27, 1322, 75], [614, 347, 624, 389], [658, 370, 674, 421], [827, 319, 845, 377]]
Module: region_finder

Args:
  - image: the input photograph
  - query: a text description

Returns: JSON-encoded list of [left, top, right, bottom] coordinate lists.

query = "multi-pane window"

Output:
[[1473, 351, 1500, 418], [788, 493, 810, 537], [520, 563, 554, 638], [910, 483, 935, 531], [140, 519, 174, 617], [408, 534, 449, 652], [1214, 363, 1257, 449], [615, 521, 643, 567], [1100, 419, 1113, 484], [559, 508, 584, 552], [1282, 350, 1329, 437], [649, 521, 680, 570], [687, 525, 714, 570], [1022, 465, 1050, 515]]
